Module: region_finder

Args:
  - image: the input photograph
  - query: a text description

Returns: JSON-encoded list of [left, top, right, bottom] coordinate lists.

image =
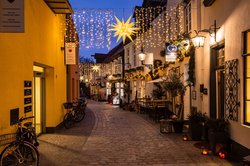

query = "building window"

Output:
[[216, 47, 225, 67], [184, 1, 191, 33], [133, 46, 136, 67], [127, 48, 130, 65], [244, 30, 250, 125]]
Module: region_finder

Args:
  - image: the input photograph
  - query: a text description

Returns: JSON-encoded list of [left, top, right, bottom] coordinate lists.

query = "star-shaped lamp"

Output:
[[109, 15, 139, 43], [91, 65, 100, 72]]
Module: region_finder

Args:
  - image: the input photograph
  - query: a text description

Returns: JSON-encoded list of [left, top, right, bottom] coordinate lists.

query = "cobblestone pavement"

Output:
[[38, 100, 240, 166]]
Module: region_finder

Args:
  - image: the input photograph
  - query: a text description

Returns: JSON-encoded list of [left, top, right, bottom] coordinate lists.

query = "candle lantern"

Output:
[[201, 148, 209, 155], [218, 151, 227, 159], [182, 135, 188, 141]]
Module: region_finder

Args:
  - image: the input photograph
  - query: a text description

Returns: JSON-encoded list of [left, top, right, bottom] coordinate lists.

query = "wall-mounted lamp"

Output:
[[138, 48, 153, 69], [191, 20, 220, 48]]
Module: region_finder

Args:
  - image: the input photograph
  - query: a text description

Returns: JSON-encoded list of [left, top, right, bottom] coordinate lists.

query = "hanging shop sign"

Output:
[[0, 0, 24, 32], [65, 42, 76, 65], [165, 44, 177, 62]]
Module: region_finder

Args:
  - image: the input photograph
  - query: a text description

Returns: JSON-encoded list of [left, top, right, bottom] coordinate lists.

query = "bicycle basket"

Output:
[[0, 133, 16, 146], [63, 102, 73, 109]]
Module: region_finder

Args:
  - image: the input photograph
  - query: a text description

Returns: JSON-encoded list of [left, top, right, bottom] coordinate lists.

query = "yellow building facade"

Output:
[[0, 0, 70, 135]]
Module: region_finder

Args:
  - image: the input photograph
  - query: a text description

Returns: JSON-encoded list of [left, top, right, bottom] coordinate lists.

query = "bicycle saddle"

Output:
[[24, 122, 32, 127]]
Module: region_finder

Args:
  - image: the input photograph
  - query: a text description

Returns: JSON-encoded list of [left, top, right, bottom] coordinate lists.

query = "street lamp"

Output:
[[191, 20, 220, 48], [191, 34, 205, 47], [138, 48, 152, 69]]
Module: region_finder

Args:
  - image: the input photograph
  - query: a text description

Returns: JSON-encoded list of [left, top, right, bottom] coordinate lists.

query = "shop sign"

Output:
[[65, 42, 76, 65], [165, 44, 177, 62], [0, 0, 24, 32]]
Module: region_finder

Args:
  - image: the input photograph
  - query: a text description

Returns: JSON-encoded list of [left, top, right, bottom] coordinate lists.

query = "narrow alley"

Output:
[[38, 100, 237, 166]]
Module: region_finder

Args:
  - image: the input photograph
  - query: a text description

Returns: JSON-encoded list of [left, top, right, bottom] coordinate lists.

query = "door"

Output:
[[210, 45, 225, 119], [33, 66, 45, 135], [216, 69, 225, 119]]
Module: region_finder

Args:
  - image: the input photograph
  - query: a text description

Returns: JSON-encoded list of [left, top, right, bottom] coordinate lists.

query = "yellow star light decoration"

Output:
[[109, 15, 139, 43], [91, 65, 100, 72]]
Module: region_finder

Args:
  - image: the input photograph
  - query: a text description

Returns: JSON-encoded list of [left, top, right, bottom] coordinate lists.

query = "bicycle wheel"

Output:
[[74, 109, 85, 123], [0, 141, 39, 166], [63, 112, 74, 129]]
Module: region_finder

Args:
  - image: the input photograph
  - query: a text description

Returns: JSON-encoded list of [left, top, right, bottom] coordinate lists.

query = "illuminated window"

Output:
[[244, 30, 250, 125], [184, 1, 191, 33]]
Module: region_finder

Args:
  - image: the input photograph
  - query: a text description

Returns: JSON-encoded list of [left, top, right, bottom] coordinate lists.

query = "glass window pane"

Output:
[[247, 57, 250, 77], [247, 32, 250, 54], [245, 101, 250, 123], [246, 79, 250, 100]]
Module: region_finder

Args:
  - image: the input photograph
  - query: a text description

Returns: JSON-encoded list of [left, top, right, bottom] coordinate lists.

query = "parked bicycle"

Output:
[[0, 116, 39, 166], [63, 99, 86, 129]]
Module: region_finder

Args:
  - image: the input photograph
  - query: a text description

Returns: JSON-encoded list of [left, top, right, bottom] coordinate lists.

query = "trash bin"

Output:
[[160, 119, 173, 133]]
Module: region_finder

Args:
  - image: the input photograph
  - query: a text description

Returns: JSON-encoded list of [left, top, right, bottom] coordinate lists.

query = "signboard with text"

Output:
[[0, 0, 24, 32], [65, 42, 76, 65]]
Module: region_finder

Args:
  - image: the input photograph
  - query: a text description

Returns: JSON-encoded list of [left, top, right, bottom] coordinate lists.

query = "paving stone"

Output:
[[38, 100, 240, 166]]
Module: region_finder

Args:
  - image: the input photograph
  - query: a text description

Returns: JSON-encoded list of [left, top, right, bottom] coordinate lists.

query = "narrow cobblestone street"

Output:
[[38, 100, 239, 166]]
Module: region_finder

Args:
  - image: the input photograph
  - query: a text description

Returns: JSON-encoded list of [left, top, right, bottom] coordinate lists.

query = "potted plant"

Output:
[[187, 110, 208, 141], [162, 72, 186, 113], [162, 73, 186, 133], [152, 83, 165, 99], [207, 118, 229, 154], [171, 104, 185, 133]]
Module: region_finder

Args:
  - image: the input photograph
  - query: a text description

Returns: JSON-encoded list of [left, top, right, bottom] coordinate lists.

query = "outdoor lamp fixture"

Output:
[[138, 48, 152, 69], [191, 20, 220, 48]]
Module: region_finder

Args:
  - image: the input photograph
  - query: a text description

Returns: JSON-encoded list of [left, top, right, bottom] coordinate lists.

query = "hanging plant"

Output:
[[169, 33, 191, 62], [157, 68, 165, 77], [187, 45, 196, 86], [136, 66, 144, 71], [145, 74, 152, 81], [154, 60, 163, 69], [138, 74, 146, 80], [129, 68, 136, 72]]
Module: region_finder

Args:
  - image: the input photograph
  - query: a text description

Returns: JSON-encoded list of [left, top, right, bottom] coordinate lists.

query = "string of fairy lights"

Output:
[[135, 5, 184, 50], [64, 4, 184, 50], [72, 9, 114, 49]]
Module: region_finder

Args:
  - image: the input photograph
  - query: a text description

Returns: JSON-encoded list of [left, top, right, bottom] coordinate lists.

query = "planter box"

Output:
[[190, 122, 203, 141], [172, 120, 184, 133]]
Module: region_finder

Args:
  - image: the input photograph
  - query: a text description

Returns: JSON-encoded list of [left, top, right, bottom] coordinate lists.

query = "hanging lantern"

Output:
[[138, 52, 146, 62], [191, 35, 205, 48]]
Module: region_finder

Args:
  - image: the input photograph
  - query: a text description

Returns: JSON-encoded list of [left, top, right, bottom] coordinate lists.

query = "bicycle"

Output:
[[63, 100, 86, 129], [0, 116, 39, 166]]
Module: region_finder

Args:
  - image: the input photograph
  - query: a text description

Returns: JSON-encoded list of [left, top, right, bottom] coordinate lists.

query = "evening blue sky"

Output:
[[69, 0, 143, 60]]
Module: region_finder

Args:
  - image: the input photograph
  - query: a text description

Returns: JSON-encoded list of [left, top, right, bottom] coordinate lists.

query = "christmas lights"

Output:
[[109, 15, 139, 43], [72, 8, 114, 49]]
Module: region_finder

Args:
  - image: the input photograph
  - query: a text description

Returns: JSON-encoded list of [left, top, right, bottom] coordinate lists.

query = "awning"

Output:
[[44, 0, 73, 14], [147, 77, 166, 83]]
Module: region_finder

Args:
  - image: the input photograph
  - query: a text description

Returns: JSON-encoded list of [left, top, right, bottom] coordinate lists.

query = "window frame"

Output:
[[184, 1, 192, 33], [243, 29, 250, 126]]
